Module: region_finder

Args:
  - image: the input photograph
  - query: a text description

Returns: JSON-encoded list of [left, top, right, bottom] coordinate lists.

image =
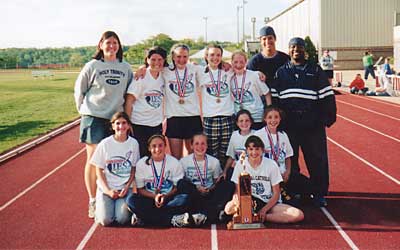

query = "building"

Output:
[[265, 0, 400, 70]]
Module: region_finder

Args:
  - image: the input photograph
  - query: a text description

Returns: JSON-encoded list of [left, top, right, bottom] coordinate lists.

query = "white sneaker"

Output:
[[171, 212, 190, 227], [192, 213, 207, 226], [88, 201, 96, 219], [131, 213, 143, 226]]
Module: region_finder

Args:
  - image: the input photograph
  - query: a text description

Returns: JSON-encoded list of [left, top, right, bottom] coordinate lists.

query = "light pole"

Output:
[[242, 0, 248, 43], [236, 5, 242, 44], [251, 17, 256, 41], [203, 16, 208, 43]]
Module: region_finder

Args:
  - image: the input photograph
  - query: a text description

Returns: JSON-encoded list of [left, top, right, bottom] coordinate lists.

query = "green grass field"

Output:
[[0, 70, 80, 154]]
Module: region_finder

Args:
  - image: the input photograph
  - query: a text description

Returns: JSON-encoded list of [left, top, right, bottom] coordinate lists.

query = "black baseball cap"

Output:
[[259, 26, 276, 38], [288, 37, 305, 47]]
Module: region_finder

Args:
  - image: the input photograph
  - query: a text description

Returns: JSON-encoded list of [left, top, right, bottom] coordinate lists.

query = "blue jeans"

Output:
[[95, 188, 132, 226], [364, 65, 376, 80], [127, 192, 189, 227]]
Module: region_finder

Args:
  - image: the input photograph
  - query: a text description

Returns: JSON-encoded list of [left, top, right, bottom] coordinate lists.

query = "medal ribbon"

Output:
[[175, 67, 188, 98], [208, 69, 222, 98], [265, 127, 280, 162], [233, 71, 247, 104], [150, 156, 166, 191], [192, 154, 208, 187]]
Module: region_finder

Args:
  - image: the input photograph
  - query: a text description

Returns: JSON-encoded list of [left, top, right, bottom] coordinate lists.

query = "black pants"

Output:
[[287, 126, 329, 197], [132, 123, 162, 158], [178, 179, 235, 223]]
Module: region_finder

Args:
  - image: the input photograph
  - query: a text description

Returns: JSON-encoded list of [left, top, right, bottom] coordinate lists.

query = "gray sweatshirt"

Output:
[[74, 59, 133, 119]]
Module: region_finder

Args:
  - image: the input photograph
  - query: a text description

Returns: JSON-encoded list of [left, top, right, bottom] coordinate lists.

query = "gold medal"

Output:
[[179, 98, 185, 104], [216, 98, 221, 103]]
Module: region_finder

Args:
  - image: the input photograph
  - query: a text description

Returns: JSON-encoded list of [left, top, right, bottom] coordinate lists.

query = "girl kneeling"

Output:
[[224, 135, 304, 223]]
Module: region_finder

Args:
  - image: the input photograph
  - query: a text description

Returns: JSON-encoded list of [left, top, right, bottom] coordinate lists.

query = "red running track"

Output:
[[0, 91, 399, 249]]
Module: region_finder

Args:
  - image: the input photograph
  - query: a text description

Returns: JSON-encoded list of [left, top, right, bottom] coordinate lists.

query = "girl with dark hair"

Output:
[[254, 106, 292, 183], [127, 134, 191, 227], [223, 109, 255, 180], [224, 135, 304, 224], [74, 31, 134, 218], [125, 46, 168, 157], [90, 112, 140, 226]]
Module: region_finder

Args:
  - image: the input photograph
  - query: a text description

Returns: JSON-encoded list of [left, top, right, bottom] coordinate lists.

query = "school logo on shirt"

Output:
[[99, 69, 126, 85], [169, 73, 195, 97], [105, 151, 132, 177], [106, 79, 120, 85], [206, 75, 229, 98], [144, 170, 173, 194], [264, 143, 287, 164], [145, 90, 163, 108], [232, 86, 254, 104]]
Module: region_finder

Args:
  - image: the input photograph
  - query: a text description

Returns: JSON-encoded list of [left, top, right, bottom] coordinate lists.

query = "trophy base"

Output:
[[227, 221, 265, 230]]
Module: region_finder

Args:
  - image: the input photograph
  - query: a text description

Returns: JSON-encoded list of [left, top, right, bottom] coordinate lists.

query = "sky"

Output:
[[1, 0, 298, 48]]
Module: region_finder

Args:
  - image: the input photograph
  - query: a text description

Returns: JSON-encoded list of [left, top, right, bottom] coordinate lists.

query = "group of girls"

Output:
[[74, 30, 304, 227]]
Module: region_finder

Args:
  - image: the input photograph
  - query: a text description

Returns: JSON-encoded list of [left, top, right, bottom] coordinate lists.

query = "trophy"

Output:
[[227, 152, 265, 230]]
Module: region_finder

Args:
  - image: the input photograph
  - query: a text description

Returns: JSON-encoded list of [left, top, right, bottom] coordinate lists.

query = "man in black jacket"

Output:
[[274, 37, 337, 207]]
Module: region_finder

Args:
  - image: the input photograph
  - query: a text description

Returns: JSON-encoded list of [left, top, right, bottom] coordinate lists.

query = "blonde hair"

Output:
[[231, 51, 248, 62]]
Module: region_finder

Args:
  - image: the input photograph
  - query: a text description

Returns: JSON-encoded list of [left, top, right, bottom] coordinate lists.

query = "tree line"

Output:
[[0, 34, 240, 69]]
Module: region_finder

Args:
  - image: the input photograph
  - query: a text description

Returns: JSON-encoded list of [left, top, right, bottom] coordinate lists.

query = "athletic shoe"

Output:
[[131, 213, 143, 226], [88, 201, 96, 219], [171, 212, 190, 227], [192, 213, 207, 226]]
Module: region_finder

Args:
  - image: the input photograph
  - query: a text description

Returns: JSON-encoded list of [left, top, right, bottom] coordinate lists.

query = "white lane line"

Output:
[[337, 114, 400, 143], [0, 148, 85, 211], [0, 119, 81, 163], [337, 100, 400, 121], [328, 137, 400, 185], [341, 94, 400, 108], [76, 222, 98, 250], [211, 224, 218, 250], [320, 207, 359, 250]]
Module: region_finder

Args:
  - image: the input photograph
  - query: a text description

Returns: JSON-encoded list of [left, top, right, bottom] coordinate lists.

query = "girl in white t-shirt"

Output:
[[90, 112, 140, 226], [254, 106, 293, 182], [199, 44, 235, 166], [230, 51, 272, 130], [223, 109, 255, 180], [163, 44, 204, 159], [127, 134, 191, 227], [180, 133, 235, 225], [224, 135, 303, 223], [125, 47, 167, 157]]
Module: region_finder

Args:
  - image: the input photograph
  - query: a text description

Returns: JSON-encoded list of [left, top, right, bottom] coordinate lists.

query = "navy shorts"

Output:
[[166, 116, 203, 139], [79, 115, 112, 144]]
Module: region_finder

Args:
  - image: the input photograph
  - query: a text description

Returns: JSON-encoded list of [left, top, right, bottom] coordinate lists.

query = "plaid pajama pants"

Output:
[[203, 116, 234, 163]]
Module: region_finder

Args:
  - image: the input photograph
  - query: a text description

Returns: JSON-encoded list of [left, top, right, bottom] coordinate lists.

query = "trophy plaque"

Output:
[[227, 154, 265, 230]]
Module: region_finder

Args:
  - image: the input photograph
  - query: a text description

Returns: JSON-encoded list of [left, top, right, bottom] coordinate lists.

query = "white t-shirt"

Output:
[[230, 70, 270, 122], [198, 68, 234, 117], [127, 68, 165, 126], [180, 153, 222, 189], [231, 157, 282, 203], [135, 154, 184, 194], [254, 128, 293, 174], [163, 64, 202, 118], [91, 135, 140, 191], [226, 130, 255, 161]]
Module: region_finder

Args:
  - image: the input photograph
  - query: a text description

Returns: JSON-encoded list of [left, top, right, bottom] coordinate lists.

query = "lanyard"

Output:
[[150, 156, 166, 192], [265, 127, 280, 162], [209, 69, 222, 97], [175, 67, 188, 98], [192, 154, 208, 187], [233, 71, 247, 104]]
